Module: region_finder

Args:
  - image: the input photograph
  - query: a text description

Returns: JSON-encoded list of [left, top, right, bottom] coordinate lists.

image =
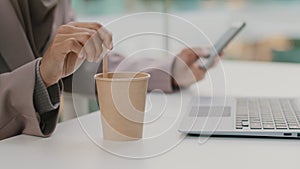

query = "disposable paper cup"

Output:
[[94, 72, 150, 141]]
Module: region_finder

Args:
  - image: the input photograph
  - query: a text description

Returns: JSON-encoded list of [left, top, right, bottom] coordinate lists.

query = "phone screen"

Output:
[[198, 22, 246, 69]]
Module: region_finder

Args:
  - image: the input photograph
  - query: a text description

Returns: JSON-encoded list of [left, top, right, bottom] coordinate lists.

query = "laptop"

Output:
[[178, 96, 300, 138]]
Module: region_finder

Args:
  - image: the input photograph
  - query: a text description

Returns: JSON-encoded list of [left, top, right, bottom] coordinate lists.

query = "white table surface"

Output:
[[1, 60, 300, 169]]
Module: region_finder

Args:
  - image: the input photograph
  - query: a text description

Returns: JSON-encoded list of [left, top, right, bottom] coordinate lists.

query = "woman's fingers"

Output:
[[57, 22, 112, 62], [54, 38, 82, 60], [180, 47, 210, 66], [97, 27, 113, 50], [40, 22, 112, 87], [55, 32, 92, 45], [57, 24, 96, 35], [192, 62, 207, 81], [61, 38, 82, 54], [173, 47, 214, 87], [91, 33, 103, 62], [68, 22, 113, 50], [191, 47, 210, 58], [55, 32, 102, 62], [68, 22, 102, 30]]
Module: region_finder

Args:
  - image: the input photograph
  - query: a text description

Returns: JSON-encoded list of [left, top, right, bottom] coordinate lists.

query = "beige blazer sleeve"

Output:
[[0, 60, 58, 140], [109, 53, 176, 93]]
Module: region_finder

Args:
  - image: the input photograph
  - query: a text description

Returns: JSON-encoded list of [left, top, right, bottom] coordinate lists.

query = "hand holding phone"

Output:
[[198, 22, 246, 70]]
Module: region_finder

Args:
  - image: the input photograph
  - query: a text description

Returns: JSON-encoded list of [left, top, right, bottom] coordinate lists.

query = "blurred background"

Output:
[[63, 0, 300, 120], [72, 0, 300, 63]]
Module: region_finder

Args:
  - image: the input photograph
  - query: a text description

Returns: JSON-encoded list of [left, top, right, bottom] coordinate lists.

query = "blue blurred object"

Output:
[[272, 49, 300, 63]]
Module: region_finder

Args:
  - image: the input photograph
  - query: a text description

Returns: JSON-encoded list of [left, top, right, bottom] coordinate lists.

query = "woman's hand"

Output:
[[172, 47, 223, 88], [40, 22, 113, 87]]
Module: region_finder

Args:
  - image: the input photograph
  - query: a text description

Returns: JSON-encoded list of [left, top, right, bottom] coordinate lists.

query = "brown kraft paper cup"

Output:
[[94, 72, 150, 141]]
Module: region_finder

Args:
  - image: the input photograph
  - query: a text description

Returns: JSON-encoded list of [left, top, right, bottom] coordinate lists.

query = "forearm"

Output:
[[0, 59, 61, 140]]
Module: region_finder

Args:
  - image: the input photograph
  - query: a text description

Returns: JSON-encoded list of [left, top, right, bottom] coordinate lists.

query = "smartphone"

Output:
[[198, 22, 246, 69]]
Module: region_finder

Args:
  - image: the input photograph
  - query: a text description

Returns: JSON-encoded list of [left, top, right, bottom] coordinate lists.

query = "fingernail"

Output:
[[78, 53, 83, 59]]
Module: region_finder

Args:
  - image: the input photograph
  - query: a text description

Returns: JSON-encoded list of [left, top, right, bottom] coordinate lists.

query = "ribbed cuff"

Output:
[[33, 58, 60, 114]]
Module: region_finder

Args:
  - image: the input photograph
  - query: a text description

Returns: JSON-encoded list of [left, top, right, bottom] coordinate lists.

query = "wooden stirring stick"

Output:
[[103, 49, 110, 78]]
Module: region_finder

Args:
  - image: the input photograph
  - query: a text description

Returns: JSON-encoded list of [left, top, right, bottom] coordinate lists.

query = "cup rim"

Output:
[[94, 72, 150, 82]]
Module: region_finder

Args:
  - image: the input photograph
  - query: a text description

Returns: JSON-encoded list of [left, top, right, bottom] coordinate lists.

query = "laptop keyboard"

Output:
[[236, 98, 300, 130]]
